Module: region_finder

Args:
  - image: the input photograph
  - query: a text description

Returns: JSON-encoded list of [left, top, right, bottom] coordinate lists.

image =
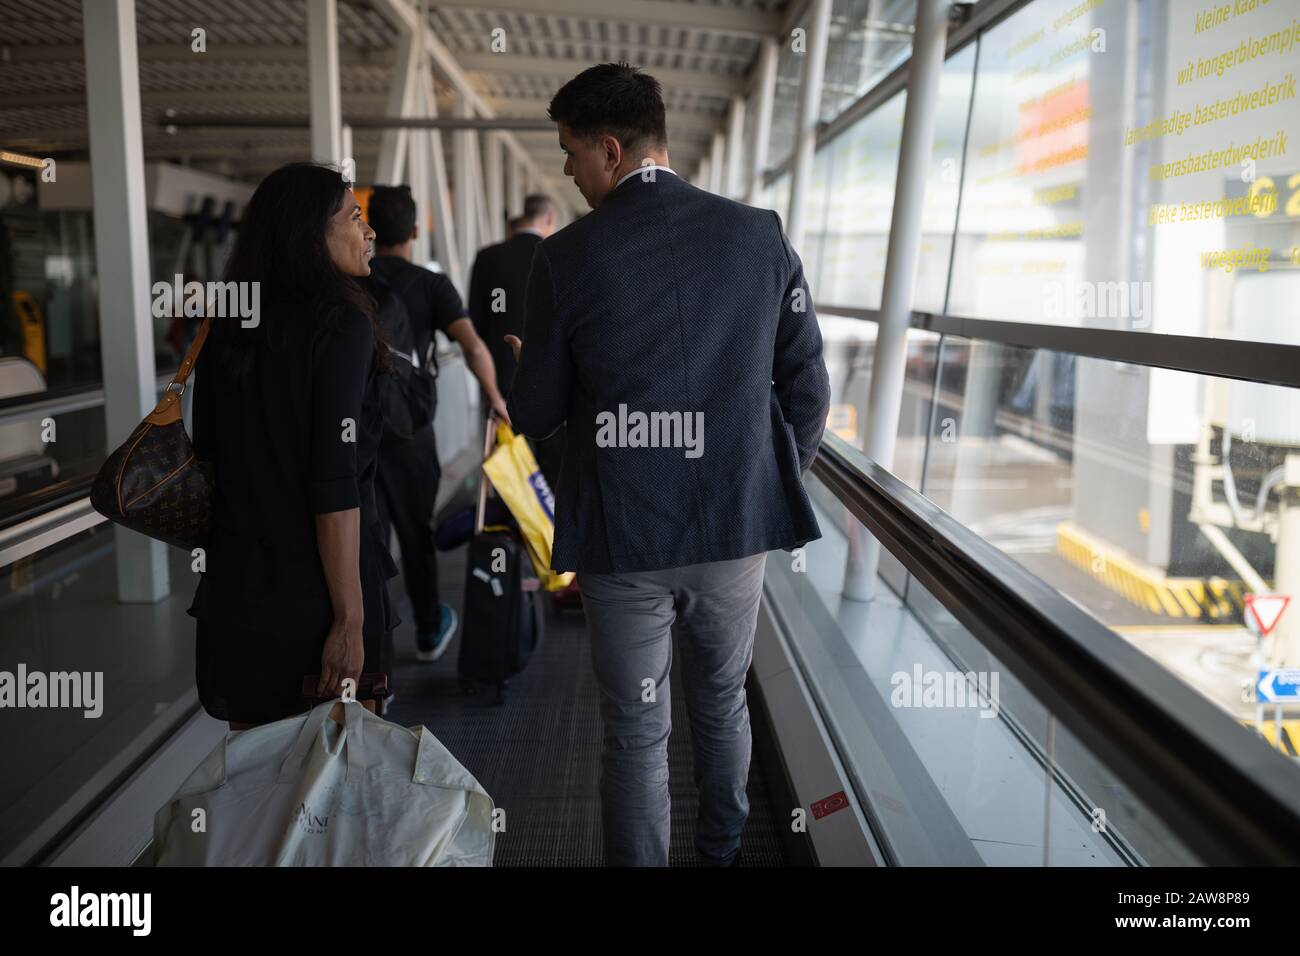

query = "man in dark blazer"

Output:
[[506, 63, 830, 867], [469, 195, 564, 484], [468, 194, 556, 395]]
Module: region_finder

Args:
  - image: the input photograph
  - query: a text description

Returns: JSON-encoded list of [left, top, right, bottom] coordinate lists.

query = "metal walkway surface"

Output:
[[384, 543, 790, 867]]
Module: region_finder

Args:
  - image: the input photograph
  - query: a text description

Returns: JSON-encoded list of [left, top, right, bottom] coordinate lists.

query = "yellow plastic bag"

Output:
[[482, 423, 575, 591]]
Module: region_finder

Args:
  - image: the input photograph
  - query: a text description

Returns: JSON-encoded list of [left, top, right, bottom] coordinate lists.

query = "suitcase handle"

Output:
[[476, 412, 499, 535]]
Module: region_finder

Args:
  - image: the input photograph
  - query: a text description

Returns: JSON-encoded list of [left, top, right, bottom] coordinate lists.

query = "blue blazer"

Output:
[[507, 170, 830, 574]]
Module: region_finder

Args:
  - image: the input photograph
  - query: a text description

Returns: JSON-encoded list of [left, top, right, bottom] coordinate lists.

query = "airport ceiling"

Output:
[[0, 0, 803, 210]]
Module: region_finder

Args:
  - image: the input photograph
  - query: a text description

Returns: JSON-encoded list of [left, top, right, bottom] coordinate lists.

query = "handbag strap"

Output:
[[171, 315, 212, 388], [145, 316, 212, 425]]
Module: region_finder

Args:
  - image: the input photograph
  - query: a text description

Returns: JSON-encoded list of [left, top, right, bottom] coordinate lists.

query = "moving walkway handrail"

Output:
[[817, 304, 1300, 391], [813, 430, 1300, 865]]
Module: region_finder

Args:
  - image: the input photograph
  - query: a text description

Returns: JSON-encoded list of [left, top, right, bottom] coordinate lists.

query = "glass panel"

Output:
[[921, 332, 1300, 762], [149, 208, 228, 376], [818, 317, 934, 591], [817, 90, 907, 309], [894, 328, 940, 489], [821, 313, 878, 453], [768, 470, 1199, 864], [948, 0, 1300, 343], [819, 318, 937, 491], [0, 403, 106, 525], [4, 200, 104, 394], [756, 172, 792, 218], [741, 82, 760, 199], [768, 23, 809, 173], [1, 173, 112, 518], [914, 42, 978, 314], [0, 525, 199, 864], [0, 156, 234, 519], [802, 145, 837, 290], [823, 0, 918, 123]]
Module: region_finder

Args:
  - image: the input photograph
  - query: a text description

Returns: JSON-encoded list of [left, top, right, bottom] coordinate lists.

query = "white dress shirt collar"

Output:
[[614, 164, 677, 189]]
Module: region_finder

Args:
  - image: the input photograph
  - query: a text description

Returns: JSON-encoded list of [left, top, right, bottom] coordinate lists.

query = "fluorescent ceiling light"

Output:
[[0, 151, 46, 169]]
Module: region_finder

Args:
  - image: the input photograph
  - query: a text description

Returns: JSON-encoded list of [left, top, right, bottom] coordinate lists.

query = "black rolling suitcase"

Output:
[[458, 416, 544, 703]]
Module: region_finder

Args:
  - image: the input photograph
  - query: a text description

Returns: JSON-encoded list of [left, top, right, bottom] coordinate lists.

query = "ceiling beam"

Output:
[[370, 0, 547, 184], [430, 31, 757, 67], [6, 91, 389, 110], [429, 0, 781, 37], [454, 51, 745, 97], [161, 114, 558, 131], [3, 38, 758, 70], [470, 95, 729, 135], [0, 43, 395, 66]]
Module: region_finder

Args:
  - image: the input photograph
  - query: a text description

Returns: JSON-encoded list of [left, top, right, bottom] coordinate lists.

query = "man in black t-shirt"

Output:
[[367, 185, 509, 664]]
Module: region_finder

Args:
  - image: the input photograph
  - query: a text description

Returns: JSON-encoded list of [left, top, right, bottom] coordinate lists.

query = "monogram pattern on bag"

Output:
[[91, 419, 212, 550]]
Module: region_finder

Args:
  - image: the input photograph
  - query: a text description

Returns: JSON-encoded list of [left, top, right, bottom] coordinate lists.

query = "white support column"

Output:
[[453, 94, 477, 277], [370, 0, 558, 222], [698, 157, 712, 192], [485, 132, 504, 243], [844, 0, 952, 601], [419, 71, 461, 284], [406, 107, 432, 266], [708, 132, 726, 194], [468, 133, 491, 250], [725, 95, 747, 199], [82, 0, 168, 602], [374, 24, 418, 184], [747, 37, 778, 204], [506, 155, 523, 219], [340, 124, 353, 180], [306, 0, 342, 165], [785, 0, 832, 252]]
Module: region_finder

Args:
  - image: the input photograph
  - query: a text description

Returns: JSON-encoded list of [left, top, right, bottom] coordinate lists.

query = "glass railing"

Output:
[[0, 373, 178, 532], [764, 430, 1300, 864], [0, 522, 200, 865]]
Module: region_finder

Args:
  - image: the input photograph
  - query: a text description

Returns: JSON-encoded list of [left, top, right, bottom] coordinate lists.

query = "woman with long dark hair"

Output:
[[188, 162, 397, 730]]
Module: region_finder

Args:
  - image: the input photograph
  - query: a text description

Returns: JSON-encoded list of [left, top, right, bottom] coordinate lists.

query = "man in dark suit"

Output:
[[469, 194, 557, 395], [506, 63, 830, 867], [468, 195, 566, 485]]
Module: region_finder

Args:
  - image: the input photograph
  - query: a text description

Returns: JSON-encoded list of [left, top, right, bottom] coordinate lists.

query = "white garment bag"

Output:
[[155, 699, 495, 866]]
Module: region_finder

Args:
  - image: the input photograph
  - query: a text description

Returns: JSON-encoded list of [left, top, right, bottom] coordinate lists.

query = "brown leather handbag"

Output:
[[90, 317, 214, 550]]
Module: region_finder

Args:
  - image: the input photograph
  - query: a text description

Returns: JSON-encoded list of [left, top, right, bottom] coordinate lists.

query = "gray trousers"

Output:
[[580, 552, 768, 866]]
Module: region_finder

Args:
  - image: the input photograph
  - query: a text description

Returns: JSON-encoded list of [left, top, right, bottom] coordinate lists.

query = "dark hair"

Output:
[[522, 193, 554, 221], [368, 184, 417, 247], [547, 63, 667, 153], [210, 162, 386, 377]]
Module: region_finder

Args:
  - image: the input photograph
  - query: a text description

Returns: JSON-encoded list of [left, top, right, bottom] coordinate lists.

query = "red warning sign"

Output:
[[810, 790, 848, 820], [1245, 593, 1291, 636]]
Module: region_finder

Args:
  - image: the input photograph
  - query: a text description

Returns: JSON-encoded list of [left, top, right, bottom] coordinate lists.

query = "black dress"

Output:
[[187, 305, 399, 725]]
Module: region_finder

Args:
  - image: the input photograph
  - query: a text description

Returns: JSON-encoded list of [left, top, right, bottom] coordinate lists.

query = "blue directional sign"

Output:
[[1256, 670, 1300, 704]]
